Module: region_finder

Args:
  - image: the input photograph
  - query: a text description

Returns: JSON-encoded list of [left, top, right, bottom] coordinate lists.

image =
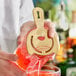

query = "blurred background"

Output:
[[32, 0, 76, 76]]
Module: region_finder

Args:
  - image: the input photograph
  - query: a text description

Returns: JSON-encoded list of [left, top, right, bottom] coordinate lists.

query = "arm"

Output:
[[17, 0, 34, 45], [0, 51, 25, 76], [19, 0, 34, 26]]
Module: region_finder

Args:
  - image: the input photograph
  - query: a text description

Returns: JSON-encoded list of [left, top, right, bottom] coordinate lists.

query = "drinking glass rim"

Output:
[[26, 66, 60, 74]]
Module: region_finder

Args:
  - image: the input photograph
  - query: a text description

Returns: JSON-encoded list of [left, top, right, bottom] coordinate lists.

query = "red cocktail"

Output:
[[26, 65, 60, 76]]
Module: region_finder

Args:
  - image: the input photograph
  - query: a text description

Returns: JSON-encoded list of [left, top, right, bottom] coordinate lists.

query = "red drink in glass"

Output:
[[26, 65, 60, 76]]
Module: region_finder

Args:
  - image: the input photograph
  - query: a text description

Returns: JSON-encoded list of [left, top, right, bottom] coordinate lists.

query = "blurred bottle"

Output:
[[69, 10, 76, 63], [56, 6, 69, 63], [65, 37, 73, 51], [72, 38, 76, 62], [56, 40, 66, 63], [69, 11, 76, 38], [56, 0, 69, 43], [57, 0, 68, 31], [57, 48, 76, 76]]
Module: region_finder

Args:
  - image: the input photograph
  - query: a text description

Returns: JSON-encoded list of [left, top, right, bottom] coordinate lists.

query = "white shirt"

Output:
[[0, 0, 34, 39], [0, 0, 34, 52]]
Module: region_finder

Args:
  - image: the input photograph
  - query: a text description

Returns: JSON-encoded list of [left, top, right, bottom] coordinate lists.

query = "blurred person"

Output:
[[0, 0, 34, 53], [0, 0, 57, 76], [0, 0, 34, 76]]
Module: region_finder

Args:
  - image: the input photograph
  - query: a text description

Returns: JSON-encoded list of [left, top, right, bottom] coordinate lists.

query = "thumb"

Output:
[[0, 51, 18, 61]]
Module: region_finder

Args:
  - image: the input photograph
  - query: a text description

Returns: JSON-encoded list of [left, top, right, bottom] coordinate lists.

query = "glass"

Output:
[[26, 65, 60, 76]]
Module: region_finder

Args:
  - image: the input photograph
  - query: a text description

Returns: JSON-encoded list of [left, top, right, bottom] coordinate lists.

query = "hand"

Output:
[[17, 21, 56, 45], [16, 20, 58, 70], [0, 51, 25, 76], [17, 21, 35, 45]]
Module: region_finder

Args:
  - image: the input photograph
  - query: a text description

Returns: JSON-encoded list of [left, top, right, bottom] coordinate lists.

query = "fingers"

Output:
[[19, 20, 56, 43], [44, 21, 56, 37], [20, 21, 56, 38], [18, 21, 35, 44], [0, 59, 25, 76], [0, 51, 18, 61], [20, 20, 56, 38], [20, 21, 35, 33], [9, 61, 25, 76]]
